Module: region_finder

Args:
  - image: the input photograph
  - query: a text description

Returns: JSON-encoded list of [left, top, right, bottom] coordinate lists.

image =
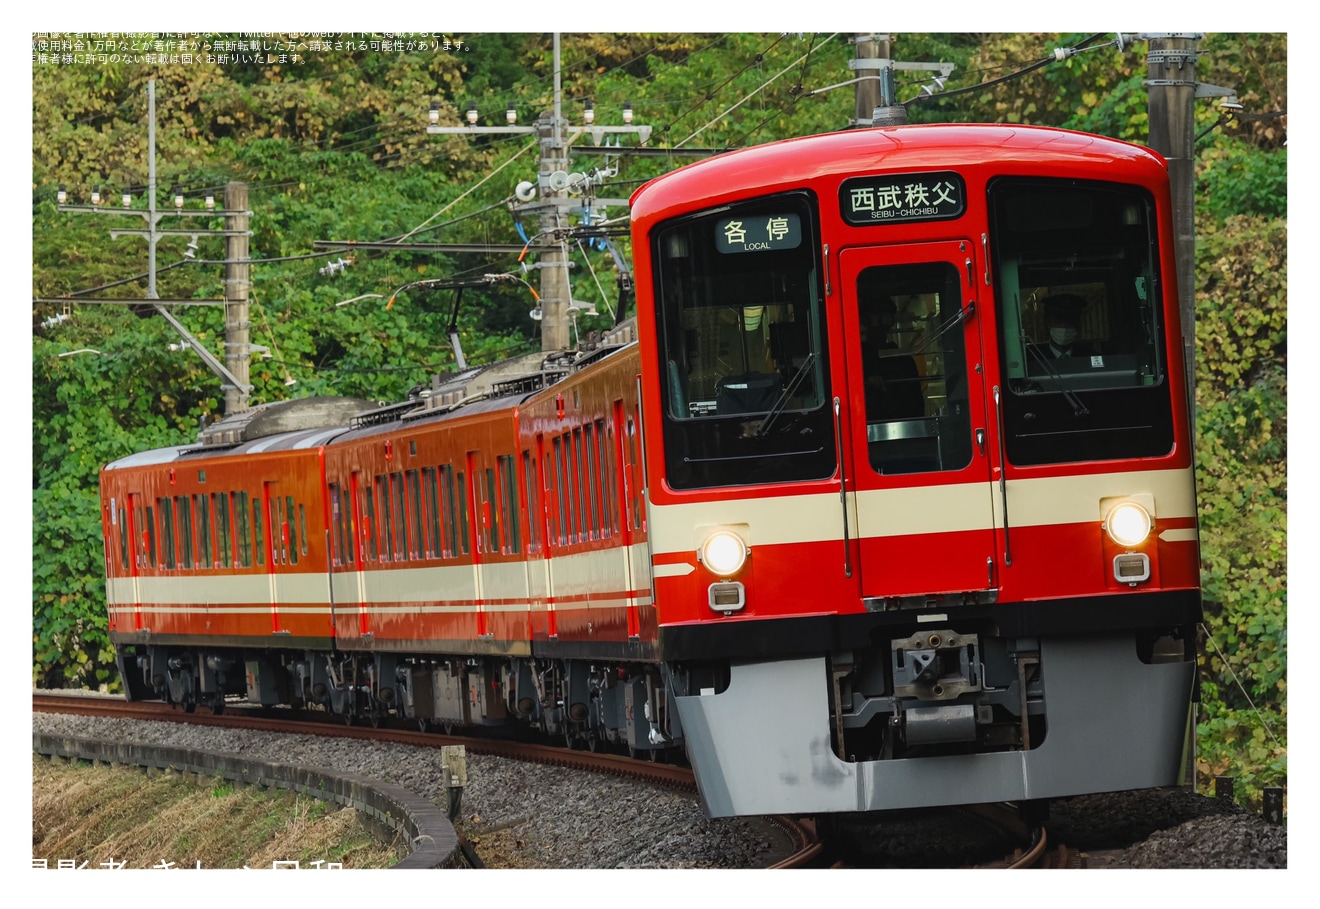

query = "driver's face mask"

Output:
[[1050, 327, 1078, 347]]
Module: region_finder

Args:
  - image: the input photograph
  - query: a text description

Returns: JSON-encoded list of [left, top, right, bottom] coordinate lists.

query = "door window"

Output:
[[855, 261, 974, 475]]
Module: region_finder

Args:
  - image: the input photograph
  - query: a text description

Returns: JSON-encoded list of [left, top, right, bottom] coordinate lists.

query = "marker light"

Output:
[[1105, 502, 1152, 548], [699, 530, 748, 577]]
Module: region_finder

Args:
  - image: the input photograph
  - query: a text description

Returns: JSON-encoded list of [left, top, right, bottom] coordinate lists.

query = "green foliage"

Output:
[[1197, 144, 1287, 221], [32, 35, 1287, 809], [1191, 212, 1287, 808]]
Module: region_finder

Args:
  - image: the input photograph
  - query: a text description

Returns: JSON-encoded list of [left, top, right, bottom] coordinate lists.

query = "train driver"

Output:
[[1035, 293, 1096, 359]]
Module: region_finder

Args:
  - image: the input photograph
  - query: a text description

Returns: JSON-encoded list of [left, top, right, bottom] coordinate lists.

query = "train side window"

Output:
[[423, 467, 441, 559], [440, 465, 458, 558], [391, 473, 408, 561], [117, 501, 129, 570], [456, 470, 471, 555], [571, 428, 586, 542], [156, 497, 174, 569], [337, 486, 352, 565], [499, 454, 521, 554], [406, 469, 424, 559], [482, 466, 499, 554], [214, 493, 232, 568], [552, 437, 567, 547], [234, 491, 252, 568], [543, 445, 554, 546], [361, 483, 378, 561], [177, 497, 193, 569], [375, 476, 393, 561], [253, 499, 265, 566], [329, 483, 343, 565], [596, 419, 614, 538], [197, 494, 213, 567], [583, 424, 600, 540], [269, 496, 282, 564], [601, 422, 612, 539], [626, 416, 643, 532], [602, 418, 619, 536], [133, 504, 144, 567], [144, 505, 157, 568], [297, 503, 307, 559], [523, 450, 539, 554], [284, 495, 300, 564], [271, 496, 283, 564], [144, 503, 157, 567]]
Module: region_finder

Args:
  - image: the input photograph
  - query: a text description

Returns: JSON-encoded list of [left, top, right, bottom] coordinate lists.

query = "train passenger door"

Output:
[[612, 400, 641, 639], [122, 492, 146, 631], [467, 450, 487, 638], [840, 242, 999, 600], [262, 482, 280, 633], [524, 440, 552, 635], [348, 472, 371, 637]]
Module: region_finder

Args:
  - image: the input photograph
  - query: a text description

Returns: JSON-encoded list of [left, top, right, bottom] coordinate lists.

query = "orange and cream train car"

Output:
[[102, 122, 1202, 819], [103, 341, 668, 754]]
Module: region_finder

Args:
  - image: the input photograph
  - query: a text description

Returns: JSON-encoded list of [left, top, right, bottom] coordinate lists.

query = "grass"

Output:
[[32, 754, 409, 870]]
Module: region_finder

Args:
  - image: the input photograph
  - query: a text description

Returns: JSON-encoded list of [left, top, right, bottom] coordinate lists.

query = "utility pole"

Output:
[[1144, 32, 1240, 421], [850, 33, 952, 128], [427, 32, 649, 353], [43, 78, 256, 414], [853, 33, 885, 127], [224, 182, 252, 414], [536, 101, 573, 351], [1145, 34, 1199, 417]]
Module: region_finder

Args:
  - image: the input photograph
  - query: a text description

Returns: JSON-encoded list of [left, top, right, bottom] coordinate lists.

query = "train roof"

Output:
[[102, 320, 641, 472], [629, 123, 1168, 222], [103, 424, 352, 471]]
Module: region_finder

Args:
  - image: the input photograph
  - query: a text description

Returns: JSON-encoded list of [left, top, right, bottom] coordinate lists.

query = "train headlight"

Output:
[[699, 530, 749, 577], [1104, 502, 1152, 548]]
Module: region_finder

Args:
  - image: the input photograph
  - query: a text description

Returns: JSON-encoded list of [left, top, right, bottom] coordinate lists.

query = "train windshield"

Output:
[[652, 192, 835, 489], [989, 178, 1174, 465]]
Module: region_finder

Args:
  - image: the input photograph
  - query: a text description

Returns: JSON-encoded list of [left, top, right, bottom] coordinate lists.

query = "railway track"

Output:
[[33, 692, 820, 868], [33, 693, 694, 787]]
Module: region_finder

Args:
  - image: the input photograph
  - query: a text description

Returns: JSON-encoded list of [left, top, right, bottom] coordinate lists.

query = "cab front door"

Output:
[[840, 241, 999, 601]]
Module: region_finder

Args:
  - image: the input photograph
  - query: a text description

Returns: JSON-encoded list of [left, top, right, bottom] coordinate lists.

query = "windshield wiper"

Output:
[[908, 301, 975, 359], [755, 352, 817, 437], [1024, 342, 1090, 416]]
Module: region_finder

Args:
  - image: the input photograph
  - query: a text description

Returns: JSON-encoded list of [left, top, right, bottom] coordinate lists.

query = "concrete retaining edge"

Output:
[[33, 733, 459, 869]]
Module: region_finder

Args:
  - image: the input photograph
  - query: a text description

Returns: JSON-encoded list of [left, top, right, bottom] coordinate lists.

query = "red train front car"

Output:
[[630, 123, 1201, 815]]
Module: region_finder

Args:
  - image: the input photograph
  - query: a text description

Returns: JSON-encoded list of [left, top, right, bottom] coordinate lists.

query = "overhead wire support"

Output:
[[424, 32, 652, 352], [901, 33, 1111, 108], [43, 78, 256, 408]]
